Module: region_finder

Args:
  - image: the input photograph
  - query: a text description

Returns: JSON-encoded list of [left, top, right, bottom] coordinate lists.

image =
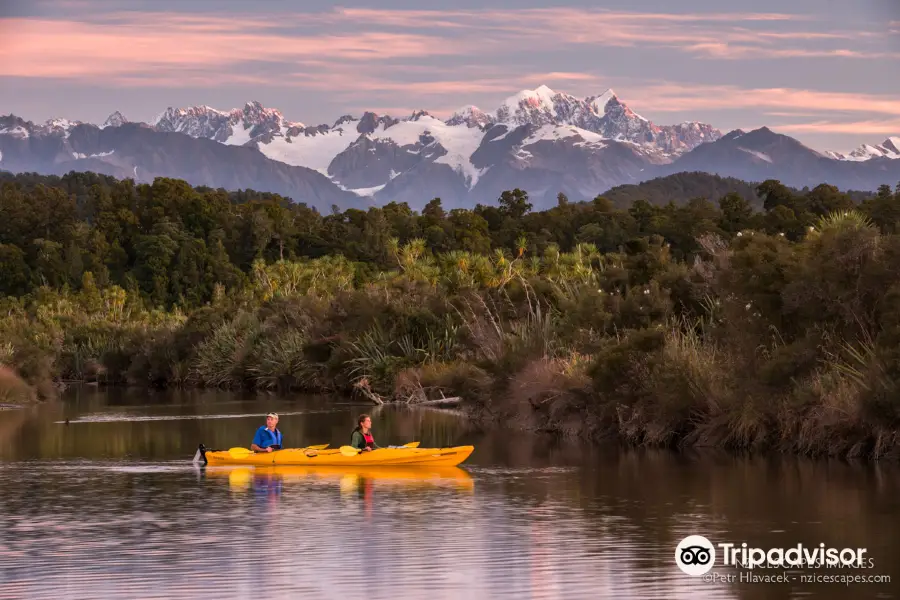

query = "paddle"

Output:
[[403, 441, 420, 448], [228, 447, 256, 459], [227, 443, 330, 459]]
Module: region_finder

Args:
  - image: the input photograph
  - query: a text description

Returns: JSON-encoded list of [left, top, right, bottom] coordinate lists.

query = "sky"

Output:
[[0, 0, 898, 153]]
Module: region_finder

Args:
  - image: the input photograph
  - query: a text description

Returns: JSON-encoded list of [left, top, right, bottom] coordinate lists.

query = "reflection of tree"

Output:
[[0, 406, 28, 451]]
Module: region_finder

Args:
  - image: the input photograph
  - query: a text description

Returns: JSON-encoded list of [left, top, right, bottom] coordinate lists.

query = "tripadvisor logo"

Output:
[[675, 535, 872, 576], [676, 535, 716, 576]]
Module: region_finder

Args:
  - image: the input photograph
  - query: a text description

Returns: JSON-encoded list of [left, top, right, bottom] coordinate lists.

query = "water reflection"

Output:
[[216, 466, 285, 504], [204, 464, 474, 492], [200, 464, 475, 517], [0, 388, 897, 600]]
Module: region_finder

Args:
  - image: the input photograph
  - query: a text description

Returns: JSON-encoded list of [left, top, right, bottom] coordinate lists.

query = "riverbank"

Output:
[[2, 174, 899, 460]]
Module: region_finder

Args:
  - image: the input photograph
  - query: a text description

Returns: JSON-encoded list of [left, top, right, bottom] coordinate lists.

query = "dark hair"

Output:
[[357, 414, 371, 426]]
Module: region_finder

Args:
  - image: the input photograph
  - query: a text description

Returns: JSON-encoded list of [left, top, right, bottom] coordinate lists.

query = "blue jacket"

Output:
[[252, 426, 283, 449]]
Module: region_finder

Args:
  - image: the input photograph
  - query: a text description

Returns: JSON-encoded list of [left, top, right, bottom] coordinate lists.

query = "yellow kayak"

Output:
[[198, 443, 474, 467]]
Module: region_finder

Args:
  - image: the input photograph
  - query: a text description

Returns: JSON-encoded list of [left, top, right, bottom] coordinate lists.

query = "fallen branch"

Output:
[[414, 405, 467, 416], [353, 378, 384, 405], [412, 396, 463, 407], [356, 377, 464, 407]]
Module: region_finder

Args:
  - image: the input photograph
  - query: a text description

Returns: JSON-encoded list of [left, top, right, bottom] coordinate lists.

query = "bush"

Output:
[[0, 366, 35, 404]]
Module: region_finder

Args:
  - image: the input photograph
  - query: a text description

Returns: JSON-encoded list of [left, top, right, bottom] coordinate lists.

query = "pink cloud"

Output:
[[0, 18, 470, 79], [622, 83, 900, 118], [753, 31, 858, 40], [287, 71, 519, 95], [763, 111, 840, 118], [323, 8, 867, 53], [776, 120, 900, 135], [33, 0, 97, 7], [110, 72, 279, 88], [519, 72, 605, 84], [94, 12, 285, 32], [333, 8, 807, 25], [685, 43, 899, 59], [0, 7, 886, 86]]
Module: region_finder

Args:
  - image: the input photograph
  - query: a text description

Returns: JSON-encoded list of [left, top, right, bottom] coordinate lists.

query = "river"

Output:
[[0, 388, 897, 599]]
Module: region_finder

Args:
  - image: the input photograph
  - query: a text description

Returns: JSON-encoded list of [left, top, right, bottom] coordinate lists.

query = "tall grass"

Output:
[[0, 366, 34, 404], [247, 329, 317, 390], [193, 313, 262, 387]]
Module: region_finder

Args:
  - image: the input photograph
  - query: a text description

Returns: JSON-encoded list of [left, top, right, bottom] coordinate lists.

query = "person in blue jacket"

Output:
[[251, 412, 283, 453]]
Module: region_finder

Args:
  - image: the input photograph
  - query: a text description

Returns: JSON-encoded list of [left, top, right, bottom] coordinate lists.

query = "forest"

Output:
[[2, 170, 900, 459]]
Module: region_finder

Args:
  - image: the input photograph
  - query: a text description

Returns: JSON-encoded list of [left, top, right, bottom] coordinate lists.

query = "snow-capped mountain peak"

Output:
[[239, 100, 289, 127], [408, 110, 432, 121], [883, 137, 900, 155], [102, 111, 129, 129], [153, 104, 218, 127], [152, 101, 299, 144], [44, 118, 80, 129], [487, 84, 716, 154], [827, 136, 900, 162], [445, 105, 493, 128], [588, 89, 617, 113], [41, 118, 82, 136], [356, 112, 397, 135], [603, 93, 649, 124], [495, 85, 565, 126], [504, 85, 558, 108], [0, 115, 83, 139], [495, 86, 625, 127]]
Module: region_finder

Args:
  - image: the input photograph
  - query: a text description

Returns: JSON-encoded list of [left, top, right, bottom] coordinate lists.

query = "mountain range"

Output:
[[1, 85, 898, 211]]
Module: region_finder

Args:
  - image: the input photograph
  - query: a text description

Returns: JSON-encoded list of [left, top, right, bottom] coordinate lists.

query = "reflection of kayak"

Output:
[[205, 464, 474, 492], [198, 444, 474, 467]]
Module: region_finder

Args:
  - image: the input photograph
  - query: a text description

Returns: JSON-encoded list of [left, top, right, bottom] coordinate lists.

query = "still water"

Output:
[[0, 388, 898, 600]]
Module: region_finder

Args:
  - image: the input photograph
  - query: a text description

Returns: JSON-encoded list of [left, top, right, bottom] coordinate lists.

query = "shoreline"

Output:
[[16, 375, 900, 463]]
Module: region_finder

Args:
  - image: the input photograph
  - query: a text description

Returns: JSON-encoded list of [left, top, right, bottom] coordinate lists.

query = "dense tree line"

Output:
[[601, 171, 877, 208], [2, 171, 898, 309]]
